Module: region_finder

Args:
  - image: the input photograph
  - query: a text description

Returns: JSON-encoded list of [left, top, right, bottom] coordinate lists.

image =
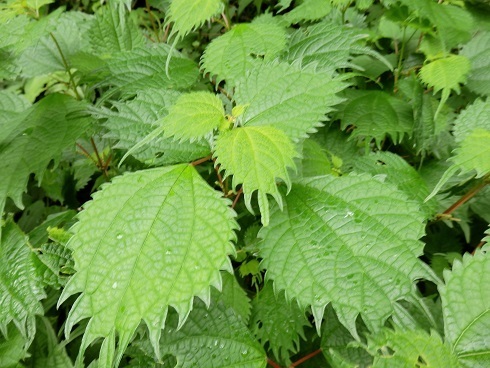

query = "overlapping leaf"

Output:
[[158, 299, 266, 367], [282, 0, 332, 24], [99, 89, 210, 165], [461, 31, 490, 96], [259, 174, 434, 337], [214, 125, 297, 225], [250, 283, 309, 363], [234, 61, 345, 141], [59, 164, 238, 366], [201, 19, 287, 84], [0, 91, 30, 144], [211, 272, 251, 323], [0, 220, 45, 343], [161, 91, 226, 142], [440, 246, 490, 366]]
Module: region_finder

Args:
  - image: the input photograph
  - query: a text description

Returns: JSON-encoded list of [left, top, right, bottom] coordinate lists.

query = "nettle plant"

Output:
[[1, 0, 490, 367]]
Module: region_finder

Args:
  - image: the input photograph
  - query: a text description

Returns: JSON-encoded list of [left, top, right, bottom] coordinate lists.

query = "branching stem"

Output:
[[290, 349, 322, 367], [49, 32, 81, 100], [191, 154, 212, 166], [442, 179, 489, 216], [267, 359, 281, 368]]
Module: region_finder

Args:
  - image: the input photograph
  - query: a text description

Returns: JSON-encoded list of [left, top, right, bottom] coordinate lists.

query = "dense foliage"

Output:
[[1, 0, 490, 367]]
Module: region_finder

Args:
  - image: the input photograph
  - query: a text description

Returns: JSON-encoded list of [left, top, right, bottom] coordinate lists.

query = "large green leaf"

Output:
[[367, 328, 459, 367], [157, 299, 266, 367], [287, 21, 390, 75], [0, 94, 90, 224], [214, 125, 297, 226], [167, 0, 224, 40], [259, 174, 434, 337], [59, 164, 238, 366], [201, 18, 287, 84], [161, 91, 226, 142], [0, 219, 45, 343], [99, 89, 210, 165], [0, 91, 31, 144], [460, 32, 490, 96], [452, 99, 490, 143], [338, 91, 413, 147], [234, 61, 345, 141], [440, 246, 490, 367], [250, 283, 309, 364]]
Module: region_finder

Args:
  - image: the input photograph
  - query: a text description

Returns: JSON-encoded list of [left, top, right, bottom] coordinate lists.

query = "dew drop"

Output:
[[165, 250, 172, 255], [112, 282, 118, 289], [344, 210, 354, 218], [241, 349, 248, 356], [116, 234, 123, 240]]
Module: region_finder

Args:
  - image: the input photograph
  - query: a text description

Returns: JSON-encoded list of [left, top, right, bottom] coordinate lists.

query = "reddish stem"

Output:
[[471, 241, 486, 255], [442, 180, 489, 216], [191, 154, 212, 166], [76, 143, 98, 166], [232, 187, 243, 209], [267, 358, 281, 368], [290, 349, 322, 367]]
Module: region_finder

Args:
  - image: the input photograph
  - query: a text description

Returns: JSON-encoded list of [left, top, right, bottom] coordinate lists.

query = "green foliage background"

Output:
[[1, 0, 490, 367]]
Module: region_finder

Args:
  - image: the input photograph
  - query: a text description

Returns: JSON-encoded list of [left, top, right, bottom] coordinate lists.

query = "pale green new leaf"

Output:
[[460, 32, 490, 96], [287, 21, 392, 75], [201, 20, 287, 84], [0, 219, 45, 343], [250, 282, 309, 363], [99, 89, 210, 165], [367, 329, 459, 367], [158, 299, 266, 367], [282, 0, 332, 24], [162, 91, 226, 142], [59, 164, 238, 366], [234, 61, 345, 141], [167, 0, 224, 39], [440, 246, 490, 367], [211, 271, 251, 323], [99, 45, 199, 93], [338, 91, 413, 146], [89, 2, 145, 56], [419, 55, 471, 118], [259, 174, 434, 336], [0, 94, 90, 226], [214, 125, 297, 226]]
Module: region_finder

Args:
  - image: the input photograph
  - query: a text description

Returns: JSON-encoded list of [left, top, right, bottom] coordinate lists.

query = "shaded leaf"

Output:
[[460, 31, 490, 96], [211, 271, 251, 324]]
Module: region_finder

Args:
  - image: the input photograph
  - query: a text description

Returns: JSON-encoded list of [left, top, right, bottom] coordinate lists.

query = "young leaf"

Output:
[[452, 99, 490, 143], [440, 246, 490, 366], [158, 299, 266, 367], [59, 164, 238, 366], [161, 91, 226, 142], [99, 89, 210, 166], [201, 19, 287, 84], [259, 174, 434, 336], [0, 219, 45, 343], [460, 31, 490, 96], [211, 271, 251, 323], [419, 55, 471, 118], [287, 21, 392, 75], [338, 90, 413, 147], [167, 0, 224, 40], [0, 95, 90, 226], [367, 328, 459, 367], [250, 282, 310, 364], [234, 61, 345, 141], [214, 125, 297, 225]]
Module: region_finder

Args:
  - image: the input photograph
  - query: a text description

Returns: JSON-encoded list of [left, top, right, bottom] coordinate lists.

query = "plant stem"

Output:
[[394, 27, 407, 93], [191, 154, 212, 166], [267, 359, 281, 368], [290, 349, 322, 367], [145, 0, 159, 41], [49, 32, 81, 100], [232, 187, 243, 209], [76, 143, 99, 166], [221, 11, 231, 30], [442, 179, 489, 216], [471, 241, 485, 255]]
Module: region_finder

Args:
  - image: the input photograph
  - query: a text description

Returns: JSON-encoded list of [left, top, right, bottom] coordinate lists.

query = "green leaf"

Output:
[[250, 282, 310, 363], [89, 2, 145, 56], [99, 45, 199, 93], [0, 324, 28, 367], [59, 164, 238, 366], [282, 0, 332, 24], [452, 99, 490, 143], [295, 139, 332, 178], [419, 55, 471, 118], [338, 91, 413, 147], [162, 91, 226, 142], [158, 298, 266, 367], [0, 91, 31, 144], [214, 125, 297, 226], [211, 271, 251, 324], [99, 89, 210, 165], [440, 246, 490, 366], [287, 21, 392, 75], [0, 94, 90, 225], [258, 174, 434, 336], [367, 328, 459, 368], [460, 31, 490, 96], [167, 0, 224, 40], [0, 219, 45, 343], [234, 61, 345, 141], [201, 19, 287, 84]]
